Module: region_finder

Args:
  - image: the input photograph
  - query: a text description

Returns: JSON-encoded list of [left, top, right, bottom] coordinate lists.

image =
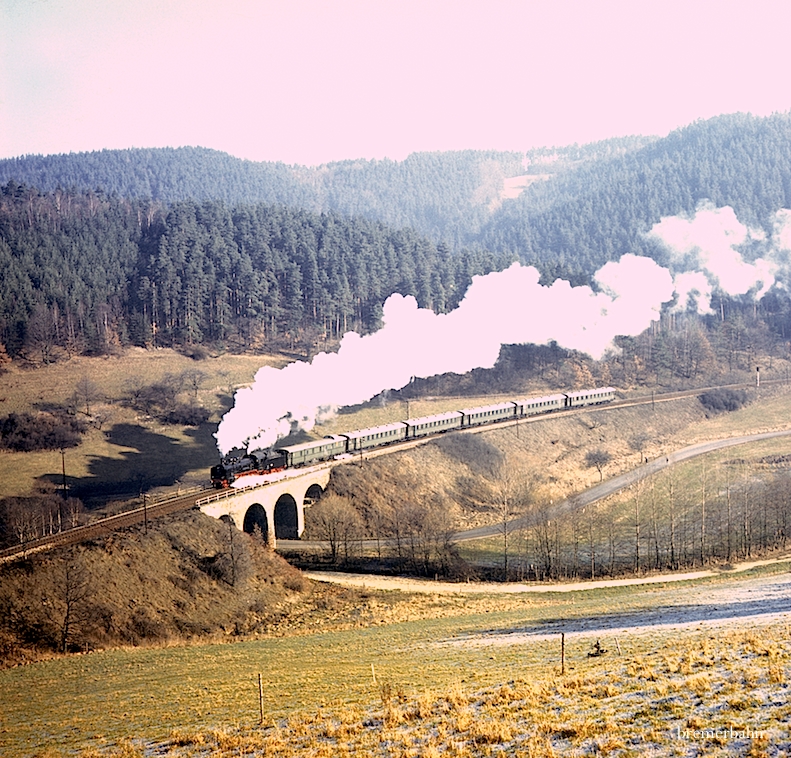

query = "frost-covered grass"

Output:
[[5, 559, 791, 757], [12, 621, 790, 757]]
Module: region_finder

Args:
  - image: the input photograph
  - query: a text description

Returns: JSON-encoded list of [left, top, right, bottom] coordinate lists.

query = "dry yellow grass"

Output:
[[55, 625, 791, 757], [5, 346, 791, 513], [0, 348, 286, 499], [7, 610, 790, 758]]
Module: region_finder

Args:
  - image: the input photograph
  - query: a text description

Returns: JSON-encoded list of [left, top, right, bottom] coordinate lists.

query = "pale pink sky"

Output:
[[1, 0, 790, 165]]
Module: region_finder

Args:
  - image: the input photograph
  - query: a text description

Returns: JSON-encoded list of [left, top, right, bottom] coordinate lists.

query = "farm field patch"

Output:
[[2, 564, 791, 756]]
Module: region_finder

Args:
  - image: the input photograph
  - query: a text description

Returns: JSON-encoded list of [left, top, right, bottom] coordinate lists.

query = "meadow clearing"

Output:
[[2, 561, 791, 756]]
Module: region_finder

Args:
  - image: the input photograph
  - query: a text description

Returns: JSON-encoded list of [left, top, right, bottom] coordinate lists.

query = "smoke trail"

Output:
[[214, 254, 674, 454], [217, 202, 791, 455], [648, 202, 786, 313]]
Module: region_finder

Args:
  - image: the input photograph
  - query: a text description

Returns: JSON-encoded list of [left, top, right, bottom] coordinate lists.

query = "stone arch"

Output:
[[304, 483, 324, 505], [219, 513, 236, 528], [243, 503, 269, 542], [274, 493, 299, 539]]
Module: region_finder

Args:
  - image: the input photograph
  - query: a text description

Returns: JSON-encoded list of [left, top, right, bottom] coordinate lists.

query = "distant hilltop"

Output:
[[0, 137, 654, 249], [2, 114, 791, 272]]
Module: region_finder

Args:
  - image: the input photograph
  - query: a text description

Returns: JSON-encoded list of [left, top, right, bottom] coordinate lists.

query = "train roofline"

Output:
[[340, 422, 408, 438], [405, 410, 464, 425]]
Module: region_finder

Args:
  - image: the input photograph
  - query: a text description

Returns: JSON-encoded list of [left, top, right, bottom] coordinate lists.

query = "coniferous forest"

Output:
[[0, 188, 507, 359], [3, 112, 791, 364], [7, 112, 791, 668]]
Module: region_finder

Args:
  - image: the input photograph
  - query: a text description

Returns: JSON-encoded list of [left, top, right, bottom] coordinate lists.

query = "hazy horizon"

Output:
[[3, 0, 791, 167]]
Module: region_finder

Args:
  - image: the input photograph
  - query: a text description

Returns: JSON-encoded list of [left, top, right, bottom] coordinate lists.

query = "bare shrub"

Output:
[[163, 403, 210, 426], [0, 411, 86, 451], [699, 388, 749, 413]]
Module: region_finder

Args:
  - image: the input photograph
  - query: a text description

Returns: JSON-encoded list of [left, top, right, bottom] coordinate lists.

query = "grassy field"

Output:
[[0, 349, 287, 500], [0, 349, 540, 503], [4, 357, 791, 755], [2, 563, 790, 756]]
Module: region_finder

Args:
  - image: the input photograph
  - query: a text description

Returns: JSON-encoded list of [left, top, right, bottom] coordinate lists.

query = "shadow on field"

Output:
[[45, 422, 219, 506], [480, 581, 791, 639]]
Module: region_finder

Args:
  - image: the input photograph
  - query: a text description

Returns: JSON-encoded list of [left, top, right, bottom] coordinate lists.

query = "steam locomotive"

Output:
[[210, 387, 617, 488]]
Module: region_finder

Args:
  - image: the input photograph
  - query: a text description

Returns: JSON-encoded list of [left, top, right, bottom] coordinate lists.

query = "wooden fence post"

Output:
[[561, 633, 565, 675], [258, 673, 264, 724]]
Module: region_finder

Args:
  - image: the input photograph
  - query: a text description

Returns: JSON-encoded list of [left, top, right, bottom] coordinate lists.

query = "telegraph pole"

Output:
[[59, 448, 67, 532], [60, 449, 67, 498]]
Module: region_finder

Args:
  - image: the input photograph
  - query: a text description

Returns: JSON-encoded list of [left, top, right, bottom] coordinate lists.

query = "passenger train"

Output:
[[210, 387, 617, 488]]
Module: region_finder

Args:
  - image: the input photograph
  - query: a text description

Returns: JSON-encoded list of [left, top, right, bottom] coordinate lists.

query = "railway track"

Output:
[[0, 487, 212, 564], [0, 377, 782, 565]]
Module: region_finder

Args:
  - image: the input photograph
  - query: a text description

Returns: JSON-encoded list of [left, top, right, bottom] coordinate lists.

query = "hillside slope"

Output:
[[481, 112, 791, 278], [0, 511, 323, 666], [0, 139, 657, 247]]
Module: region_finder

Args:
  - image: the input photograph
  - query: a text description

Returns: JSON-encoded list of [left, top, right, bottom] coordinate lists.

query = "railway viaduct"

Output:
[[194, 383, 768, 547], [196, 465, 332, 546]]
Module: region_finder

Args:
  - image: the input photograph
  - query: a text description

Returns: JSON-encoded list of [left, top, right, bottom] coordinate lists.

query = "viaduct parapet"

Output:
[[197, 466, 332, 547]]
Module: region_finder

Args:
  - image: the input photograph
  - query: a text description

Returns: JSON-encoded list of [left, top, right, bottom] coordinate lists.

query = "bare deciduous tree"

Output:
[[24, 304, 57, 365], [73, 375, 102, 417], [181, 368, 207, 400], [585, 449, 611, 482], [36, 550, 95, 653], [490, 460, 531, 581], [306, 493, 361, 565]]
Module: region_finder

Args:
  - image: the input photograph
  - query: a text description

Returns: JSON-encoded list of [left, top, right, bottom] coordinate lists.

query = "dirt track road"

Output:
[[303, 554, 791, 595], [458, 428, 791, 541]]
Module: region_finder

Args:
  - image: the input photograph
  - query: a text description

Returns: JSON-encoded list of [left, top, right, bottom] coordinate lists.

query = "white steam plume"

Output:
[[215, 254, 674, 454], [774, 209, 791, 252], [648, 202, 784, 313]]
